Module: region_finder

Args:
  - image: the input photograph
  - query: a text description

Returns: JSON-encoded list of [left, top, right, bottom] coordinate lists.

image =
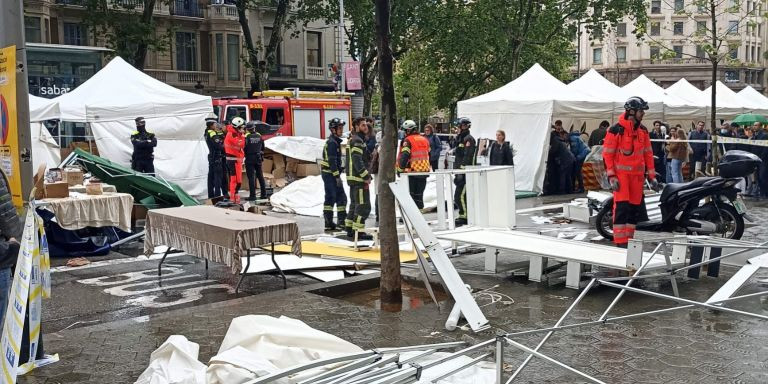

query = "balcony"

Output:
[[171, 1, 204, 18], [305, 66, 326, 80], [55, 0, 84, 5], [646, 58, 709, 65], [208, 4, 238, 20], [144, 69, 214, 89], [269, 64, 298, 79]]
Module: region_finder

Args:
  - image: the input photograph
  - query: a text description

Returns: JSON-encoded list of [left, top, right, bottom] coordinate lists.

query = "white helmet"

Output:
[[401, 120, 417, 132], [231, 117, 246, 128]]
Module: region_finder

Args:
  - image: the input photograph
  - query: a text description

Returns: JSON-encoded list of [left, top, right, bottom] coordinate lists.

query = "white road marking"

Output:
[[76, 267, 187, 286], [51, 253, 186, 273], [125, 284, 235, 308]]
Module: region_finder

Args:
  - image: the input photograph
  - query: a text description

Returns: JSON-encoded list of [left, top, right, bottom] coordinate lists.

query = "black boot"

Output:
[[324, 212, 336, 231], [337, 212, 347, 232], [455, 218, 468, 227], [346, 228, 355, 238], [357, 231, 373, 241]]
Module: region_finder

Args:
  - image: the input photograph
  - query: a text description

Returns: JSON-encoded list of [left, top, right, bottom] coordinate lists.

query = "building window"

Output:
[[593, 48, 602, 64], [728, 21, 739, 34], [759, 24, 763, 38], [759, 47, 762, 61], [651, 22, 661, 36], [592, 28, 603, 40], [725, 70, 739, 83], [698, 3, 706, 12], [650, 46, 660, 59], [263, 27, 282, 65], [306, 31, 321, 68], [674, 0, 685, 11], [24, 17, 42, 43], [696, 45, 706, 59], [746, 71, 752, 84], [63, 23, 87, 46], [674, 22, 684, 35], [617, 47, 627, 63], [697, 21, 707, 34], [651, 0, 661, 13], [752, 45, 756, 62], [673, 45, 683, 59], [175, 31, 197, 71], [616, 23, 627, 37], [215, 34, 224, 80], [730, 47, 739, 60], [227, 34, 240, 81]]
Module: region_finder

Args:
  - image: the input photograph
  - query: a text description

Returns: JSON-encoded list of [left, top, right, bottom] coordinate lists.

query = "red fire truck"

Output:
[[212, 90, 353, 140]]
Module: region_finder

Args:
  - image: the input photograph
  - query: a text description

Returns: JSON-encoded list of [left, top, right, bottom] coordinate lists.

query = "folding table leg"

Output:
[[236, 249, 252, 293], [565, 261, 582, 289], [271, 242, 287, 289], [688, 246, 704, 279], [157, 246, 172, 277], [529, 256, 544, 282], [707, 247, 722, 277]]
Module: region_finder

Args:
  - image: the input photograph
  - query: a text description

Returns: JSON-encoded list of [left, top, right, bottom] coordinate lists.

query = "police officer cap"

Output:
[[245, 121, 256, 130], [624, 96, 649, 111], [457, 117, 471, 126], [135, 117, 146, 125], [329, 118, 346, 130]]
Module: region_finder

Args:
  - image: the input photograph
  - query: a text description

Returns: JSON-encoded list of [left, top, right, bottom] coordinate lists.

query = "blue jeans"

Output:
[[0, 268, 11, 328], [671, 159, 684, 183], [666, 161, 673, 183]]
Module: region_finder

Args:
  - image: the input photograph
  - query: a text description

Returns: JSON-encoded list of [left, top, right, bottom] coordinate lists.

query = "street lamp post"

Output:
[[403, 92, 410, 120]]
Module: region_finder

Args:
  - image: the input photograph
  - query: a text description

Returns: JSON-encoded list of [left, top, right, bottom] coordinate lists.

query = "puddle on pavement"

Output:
[[332, 282, 448, 312]]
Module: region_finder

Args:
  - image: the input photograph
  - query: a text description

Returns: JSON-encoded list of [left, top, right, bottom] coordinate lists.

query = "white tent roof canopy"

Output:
[[28, 94, 60, 122], [567, 69, 633, 102], [665, 78, 706, 106], [736, 85, 768, 112], [54, 57, 212, 122]]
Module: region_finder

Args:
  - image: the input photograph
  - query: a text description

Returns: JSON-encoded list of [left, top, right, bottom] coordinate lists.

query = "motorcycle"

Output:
[[591, 150, 760, 241]]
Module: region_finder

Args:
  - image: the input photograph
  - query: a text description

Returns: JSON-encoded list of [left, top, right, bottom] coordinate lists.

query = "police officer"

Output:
[[224, 117, 246, 203], [451, 117, 476, 226], [131, 117, 157, 175], [603, 97, 656, 248], [244, 122, 268, 201], [345, 118, 373, 240], [320, 118, 347, 231], [397, 120, 431, 210], [205, 119, 226, 198]]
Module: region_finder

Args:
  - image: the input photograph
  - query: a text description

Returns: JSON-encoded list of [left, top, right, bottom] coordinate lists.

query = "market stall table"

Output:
[[37, 192, 134, 231], [144, 205, 301, 291]]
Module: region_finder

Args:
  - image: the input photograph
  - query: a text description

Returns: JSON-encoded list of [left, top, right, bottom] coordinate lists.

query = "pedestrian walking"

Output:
[[451, 117, 477, 226], [398, 120, 431, 210], [346, 118, 373, 240], [667, 129, 688, 183], [204, 119, 226, 198], [649, 121, 666, 183], [483, 130, 514, 166], [224, 117, 246, 203], [603, 96, 657, 248], [320, 118, 347, 231], [569, 130, 589, 192], [244, 122, 267, 201], [689, 121, 710, 179], [130, 117, 157, 175], [589, 120, 610, 147], [753, 122, 768, 198], [423, 124, 443, 171]]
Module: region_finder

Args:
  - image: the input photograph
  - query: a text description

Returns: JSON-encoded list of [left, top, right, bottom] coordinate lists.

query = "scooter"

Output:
[[592, 150, 760, 241]]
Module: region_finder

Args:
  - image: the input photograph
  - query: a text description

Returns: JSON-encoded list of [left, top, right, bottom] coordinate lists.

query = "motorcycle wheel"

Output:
[[711, 203, 745, 240], [595, 201, 614, 241]]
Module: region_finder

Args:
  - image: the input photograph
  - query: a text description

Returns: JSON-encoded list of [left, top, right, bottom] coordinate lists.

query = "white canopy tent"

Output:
[[52, 57, 213, 198], [457, 64, 614, 192], [28, 95, 61, 172], [737, 86, 768, 113], [622, 75, 706, 119], [701, 81, 750, 118], [565, 69, 641, 134]]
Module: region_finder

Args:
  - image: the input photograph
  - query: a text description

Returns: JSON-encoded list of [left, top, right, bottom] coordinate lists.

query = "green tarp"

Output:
[[72, 148, 199, 208]]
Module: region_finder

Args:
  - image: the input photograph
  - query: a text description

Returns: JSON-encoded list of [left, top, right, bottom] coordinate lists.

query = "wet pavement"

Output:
[[18, 194, 768, 383]]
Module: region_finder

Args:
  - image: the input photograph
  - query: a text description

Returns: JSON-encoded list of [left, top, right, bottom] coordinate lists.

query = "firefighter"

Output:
[[320, 118, 347, 231], [346, 117, 373, 240], [397, 120, 431, 210], [130, 117, 157, 175], [224, 117, 247, 203], [244, 122, 268, 201], [603, 96, 657, 248], [451, 117, 476, 226], [205, 118, 226, 198]]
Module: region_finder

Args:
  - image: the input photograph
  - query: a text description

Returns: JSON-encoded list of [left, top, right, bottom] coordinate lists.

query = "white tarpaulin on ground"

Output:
[[270, 174, 440, 217], [135, 335, 207, 384], [265, 136, 325, 162], [458, 64, 614, 192], [50, 57, 213, 198], [28, 95, 62, 170]]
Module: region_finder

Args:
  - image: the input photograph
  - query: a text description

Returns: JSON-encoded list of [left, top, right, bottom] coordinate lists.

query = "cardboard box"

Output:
[[247, 205, 267, 215], [271, 154, 285, 170], [272, 167, 286, 179], [296, 163, 320, 177], [274, 178, 287, 188], [44, 182, 69, 198], [286, 158, 299, 173], [261, 158, 273, 174], [64, 168, 84, 186]]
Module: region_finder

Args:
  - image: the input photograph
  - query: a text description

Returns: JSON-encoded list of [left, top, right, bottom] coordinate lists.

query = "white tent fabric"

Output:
[[567, 69, 637, 114], [51, 57, 213, 198], [665, 78, 706, 106], [622, 75, 705, 118], [265, 136, 325, 162], [28, 95, 61, 170], [737, 86, 768, 112], [702, 81, 747, 118], [458, 64, 614, 192]]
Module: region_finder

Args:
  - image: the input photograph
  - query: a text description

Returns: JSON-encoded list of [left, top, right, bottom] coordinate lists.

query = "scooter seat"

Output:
[[661, 177, 718, 203]]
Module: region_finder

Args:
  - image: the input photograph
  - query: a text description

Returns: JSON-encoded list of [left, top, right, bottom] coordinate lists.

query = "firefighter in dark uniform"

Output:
[[346, 117, 373, 240], [452, 117, 476, 226], [244, 122, 268, 201], [320, 118, 347, 231], [205, 119, 226, 198], [131, 117, 158, 175]]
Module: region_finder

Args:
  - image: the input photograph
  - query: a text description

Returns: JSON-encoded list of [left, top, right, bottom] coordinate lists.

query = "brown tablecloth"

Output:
[[144, 205, 301, 274], [41, 192, 134, 231]]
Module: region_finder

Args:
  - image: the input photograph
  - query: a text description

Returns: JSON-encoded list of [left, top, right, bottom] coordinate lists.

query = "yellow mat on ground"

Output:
[[274, 241, 418, 263]]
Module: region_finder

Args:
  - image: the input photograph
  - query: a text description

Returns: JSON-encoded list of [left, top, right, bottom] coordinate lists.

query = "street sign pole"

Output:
[[339, 0, 346, 93], [0, 0, 34, 208]]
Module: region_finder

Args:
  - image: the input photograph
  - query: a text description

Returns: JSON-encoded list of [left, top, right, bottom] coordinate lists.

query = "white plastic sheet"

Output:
[[264, 136, 325, 163], [31, 122, 61, 171], [135, 335, 207, 384]]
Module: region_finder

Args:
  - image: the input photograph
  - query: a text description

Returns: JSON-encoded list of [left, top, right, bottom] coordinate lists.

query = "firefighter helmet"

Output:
[[231, 117, 246, 128], [624, 96, 649, 111], [457, 117, 471, 128], [329, 117, 346, 130], [401, 120, 417, 132]]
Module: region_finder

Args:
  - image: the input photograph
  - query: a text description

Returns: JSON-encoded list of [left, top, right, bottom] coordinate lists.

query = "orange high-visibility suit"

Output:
[[603, 113, 655, 246], [224, 124, 245, 203]]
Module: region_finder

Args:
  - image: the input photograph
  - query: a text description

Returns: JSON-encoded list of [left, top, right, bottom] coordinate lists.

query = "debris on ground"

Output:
[[65, 257, 90, 267]]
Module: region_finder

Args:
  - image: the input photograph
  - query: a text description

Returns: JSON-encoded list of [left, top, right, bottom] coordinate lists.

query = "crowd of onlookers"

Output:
[[544, 118, 768, 198]]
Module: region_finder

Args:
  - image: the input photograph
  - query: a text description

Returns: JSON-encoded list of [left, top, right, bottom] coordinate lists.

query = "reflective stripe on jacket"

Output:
[[397, 134, 431, 173], [603, 114, 654, 177]]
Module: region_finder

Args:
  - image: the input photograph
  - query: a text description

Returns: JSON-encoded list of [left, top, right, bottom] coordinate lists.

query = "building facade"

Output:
[[22, 0, 344, 98], [575, 0, 766, 92]]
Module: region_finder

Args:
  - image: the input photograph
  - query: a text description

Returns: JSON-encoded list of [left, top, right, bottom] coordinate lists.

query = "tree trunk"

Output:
[[260, 0, 290, 91], [361, 49, 377, 116], [710, 0, 718, 174], [374, 0, 402, 305], [132, 0, 157, 69], [236, 0, 262, 93]]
